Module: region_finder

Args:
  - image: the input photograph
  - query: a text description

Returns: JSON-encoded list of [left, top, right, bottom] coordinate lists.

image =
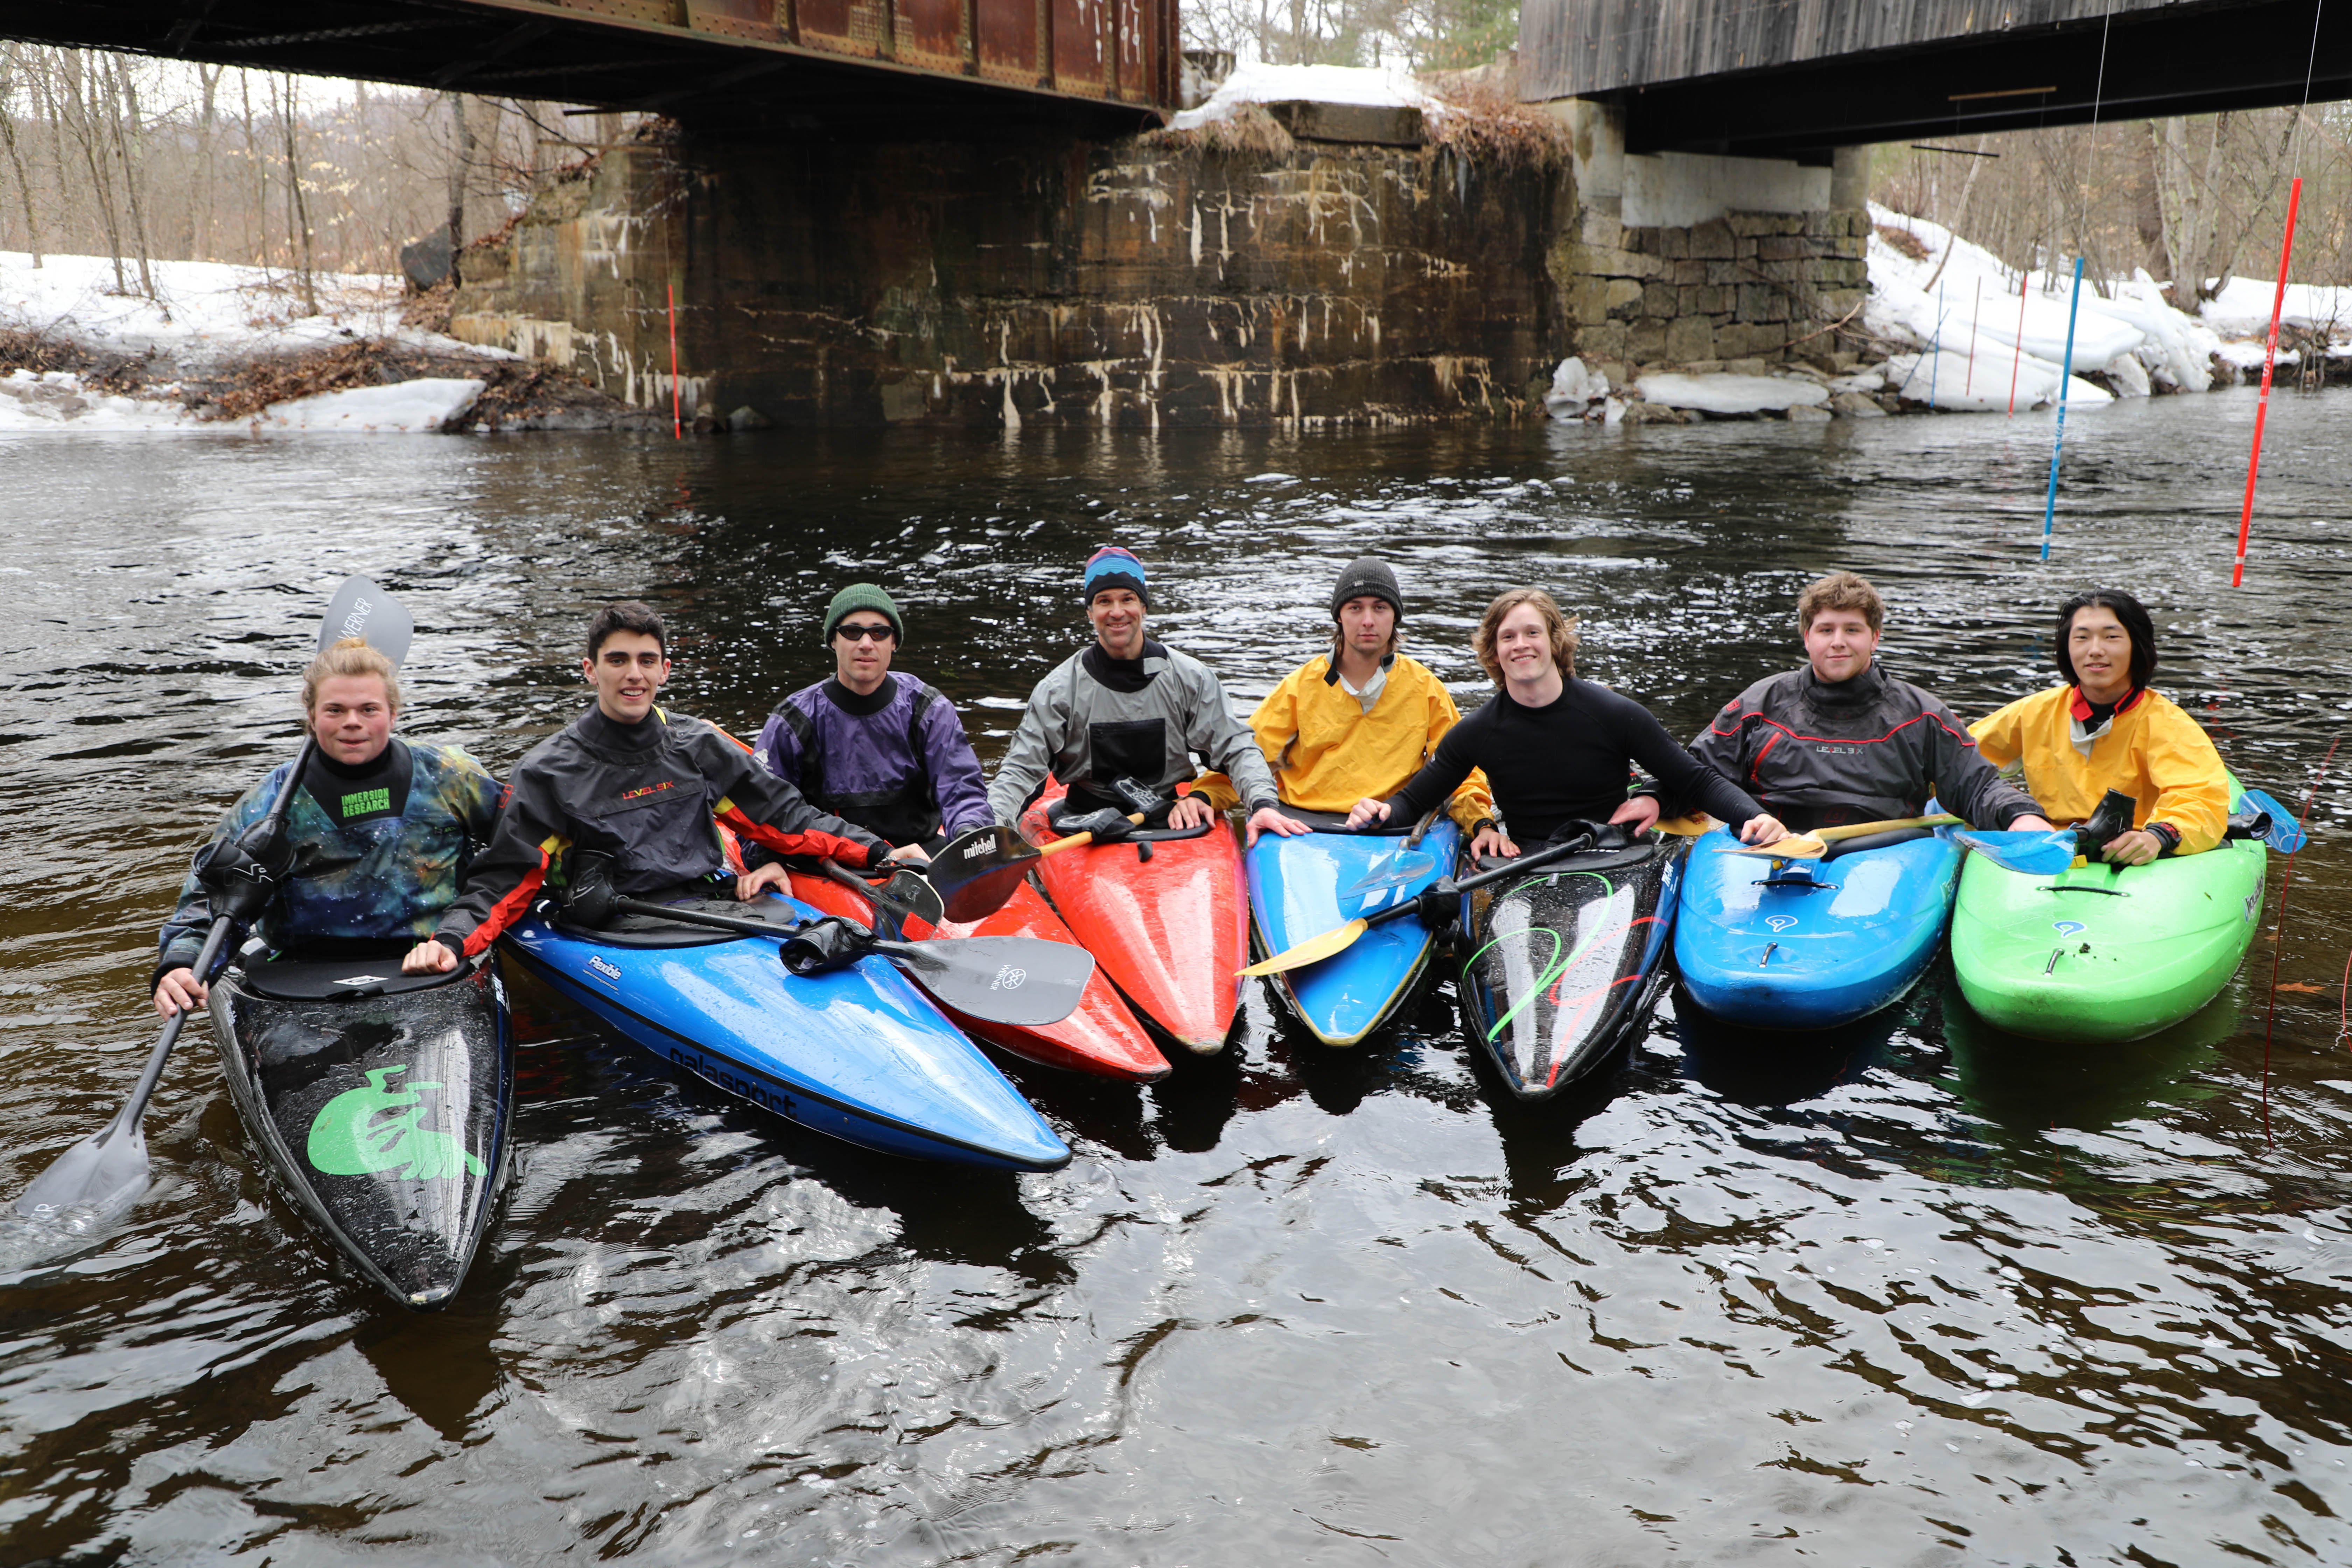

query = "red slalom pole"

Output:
[[667, 280, 683, 440], [2233, 175, 2302, 588], [2007, 270, 2028, 416]]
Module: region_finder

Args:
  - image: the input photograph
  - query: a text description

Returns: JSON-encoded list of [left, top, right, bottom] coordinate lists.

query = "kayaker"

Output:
[[153, 636, 502, 1017], [1667, 570, 2054, 836], [1968, 588, 2229, 864], [986, 547, 1308, 847], [748, 583, 989, 856], [1196, 556, 1496, 834], [1344, 587, 1783, 856], [406, 601, 917, 973]]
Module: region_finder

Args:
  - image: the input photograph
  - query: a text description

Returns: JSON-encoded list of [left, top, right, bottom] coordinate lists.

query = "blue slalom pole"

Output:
[[2038, 256, 2086, 562], [1929, 279, 1945, 409]]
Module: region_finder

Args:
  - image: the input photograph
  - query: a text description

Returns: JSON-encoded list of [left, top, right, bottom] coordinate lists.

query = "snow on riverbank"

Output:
[[0, 250, 516, 433]]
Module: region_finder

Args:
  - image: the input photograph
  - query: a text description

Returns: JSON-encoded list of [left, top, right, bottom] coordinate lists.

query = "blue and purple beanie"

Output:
[[1083, 546, 1148, 608]]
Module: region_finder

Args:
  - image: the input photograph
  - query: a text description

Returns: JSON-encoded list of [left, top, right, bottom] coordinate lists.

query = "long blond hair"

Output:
[[301, 637, 401, 730]]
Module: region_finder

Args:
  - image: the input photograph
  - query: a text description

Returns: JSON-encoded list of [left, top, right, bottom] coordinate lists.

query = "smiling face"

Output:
[[1492, 603, 1557, 689], [1088, 588, 1146, 660], [1802, 608, 1880, 684], [2066, 603, 2136, 705], [583, 630, 670, 723], [310, 674, 395, 766], [832, 615, 897, 693]]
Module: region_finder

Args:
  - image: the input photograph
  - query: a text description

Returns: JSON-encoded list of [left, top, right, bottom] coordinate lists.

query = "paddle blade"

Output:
[[1653, 814, 1719, 838], [931, 826, 1039, 919], [15, 1116, 149, 1223], [882, 868, 946, 927], [889, 936, 1094, 1027], [1955, 829, 2080, 875], [2239, 789, 2309, 854], [321, 576, 414, 665], [1238, 917, 1371, 978], [1343, 849, 1438, 898]]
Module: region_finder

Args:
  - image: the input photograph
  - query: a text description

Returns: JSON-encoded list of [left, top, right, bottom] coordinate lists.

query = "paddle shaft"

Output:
[[608, 892, 984, 971], [123, 736, 317, 1129], [813, 858, 941, 933], [1364, 831, 1628, 935]]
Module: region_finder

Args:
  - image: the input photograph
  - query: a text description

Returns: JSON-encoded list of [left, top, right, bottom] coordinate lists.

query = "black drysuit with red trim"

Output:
[[432, 704, 885, 958], [1662, 664, 2040, 833]]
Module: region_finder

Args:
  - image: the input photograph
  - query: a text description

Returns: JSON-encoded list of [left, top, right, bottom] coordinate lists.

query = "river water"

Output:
[[2, 391, 2349, 1564]]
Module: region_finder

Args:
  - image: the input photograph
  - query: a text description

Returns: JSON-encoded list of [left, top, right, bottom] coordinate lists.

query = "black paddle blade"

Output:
[[15, 1114, 150, 1223], [321, 576, 414, 664], [882, 869, 945, 927], [931, 825, 1040, 922], [883, 935, 1093, 1027]]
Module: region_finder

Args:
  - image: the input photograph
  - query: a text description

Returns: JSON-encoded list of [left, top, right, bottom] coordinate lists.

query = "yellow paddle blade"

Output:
[[1730, 813, 1965, 858], [1238, 917, 1371, 978], [1734, 833, 1829, 859], [1653, 814, 1719, 837]]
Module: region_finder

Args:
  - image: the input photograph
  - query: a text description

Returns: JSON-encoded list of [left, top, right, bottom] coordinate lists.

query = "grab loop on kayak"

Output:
[[1755, 873, 1837, 892], [2041, 884, 2128, 897]]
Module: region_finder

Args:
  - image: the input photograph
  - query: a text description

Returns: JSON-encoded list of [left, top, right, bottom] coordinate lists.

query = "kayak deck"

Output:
[[208, 950, 512, 1310], [1951, 820, 2267, 1043], [1675, 825, 1963, 1030], [1457, 835, 1685, 1097], [786, 868, 1168, 1081], [1246, 819, 1461, 1047], [502, 892, 1070, 1171], [1022, 785, 1248, 1055]]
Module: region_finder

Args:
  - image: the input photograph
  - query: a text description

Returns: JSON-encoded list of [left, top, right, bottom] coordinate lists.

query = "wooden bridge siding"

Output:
[[1522, 0, 2193, 99]]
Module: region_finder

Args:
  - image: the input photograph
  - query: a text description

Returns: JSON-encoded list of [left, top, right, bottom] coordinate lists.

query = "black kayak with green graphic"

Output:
[[1455, 831, 1689, 1099], [207, 948, 512, 1309]]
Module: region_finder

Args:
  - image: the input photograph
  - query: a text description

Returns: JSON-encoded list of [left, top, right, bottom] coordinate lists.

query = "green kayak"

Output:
[[1950, 784, 2268, 1043]]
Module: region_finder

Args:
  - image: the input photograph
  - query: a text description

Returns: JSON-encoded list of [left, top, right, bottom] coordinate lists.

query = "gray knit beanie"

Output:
[[1330, 557, 1404, 619]]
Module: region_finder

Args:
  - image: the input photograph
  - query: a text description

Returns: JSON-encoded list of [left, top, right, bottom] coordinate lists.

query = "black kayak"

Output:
[[207, 948, 512, 1309], [1455, 832, 1688, 1099]]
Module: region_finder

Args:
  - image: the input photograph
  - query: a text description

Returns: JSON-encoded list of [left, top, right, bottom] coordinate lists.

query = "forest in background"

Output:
[[1, 35, 2348, 322]]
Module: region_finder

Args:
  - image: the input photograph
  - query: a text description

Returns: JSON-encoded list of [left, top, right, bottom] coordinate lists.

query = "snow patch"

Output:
[[1168, 63, 1442, 131], [1637, 372, 1828, 414], [1545, 356, 1608, 413], [247, 379, 486, 433], [2202, 275, 2352, 338]]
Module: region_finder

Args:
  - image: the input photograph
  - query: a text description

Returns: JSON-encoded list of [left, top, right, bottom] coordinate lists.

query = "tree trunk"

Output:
[[446, 92, 474, 288], [274, 75, 317, 314], [104, 55, 160, 304], [0, 45, 44, 267], [59, 52, 128, 292], [185, 64, 220, 261]]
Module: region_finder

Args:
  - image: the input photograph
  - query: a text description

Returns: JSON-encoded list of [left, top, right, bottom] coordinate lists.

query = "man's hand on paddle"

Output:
[[402, 939, 460, 975], [1245, 805, 1312, 848], [1736, 814, 1789, 846], [883, 842, 931, 866], [153, 967, 207, 1018]]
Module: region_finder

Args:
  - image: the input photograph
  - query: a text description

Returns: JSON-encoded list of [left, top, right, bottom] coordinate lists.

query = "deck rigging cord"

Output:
[[2231, 0, 2327, 587]]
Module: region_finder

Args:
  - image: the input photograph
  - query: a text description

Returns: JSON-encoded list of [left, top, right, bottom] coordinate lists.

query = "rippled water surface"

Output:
[[4, 393, 2350, 1564]]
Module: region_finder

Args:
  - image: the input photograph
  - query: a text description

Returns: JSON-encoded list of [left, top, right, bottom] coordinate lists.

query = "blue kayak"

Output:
[[1674, 824, 1964, 1030], [501, 894, 1070, 1172], [1247, 816, 1462, 1046]]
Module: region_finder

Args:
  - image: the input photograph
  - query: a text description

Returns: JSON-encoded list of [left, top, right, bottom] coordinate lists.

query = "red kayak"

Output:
[[786, 869, 1169, 1082], [1020, 781, 1248, 1055]]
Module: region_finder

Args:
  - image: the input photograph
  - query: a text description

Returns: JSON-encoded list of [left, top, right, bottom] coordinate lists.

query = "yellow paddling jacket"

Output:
[[1968, 684, 2230, 855], [1197, 653, 1494, 831]]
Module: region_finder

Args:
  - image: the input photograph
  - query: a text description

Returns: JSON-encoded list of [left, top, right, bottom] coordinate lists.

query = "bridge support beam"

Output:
[[1542, 98, 1867, 372]]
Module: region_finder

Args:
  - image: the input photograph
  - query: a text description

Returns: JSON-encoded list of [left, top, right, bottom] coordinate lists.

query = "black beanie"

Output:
[[1331, 557, 1404, 620]]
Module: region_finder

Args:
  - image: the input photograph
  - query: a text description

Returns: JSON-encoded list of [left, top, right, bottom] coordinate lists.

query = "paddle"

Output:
[[14, 576, 412, 1225], [2238, 788, 2310, 855], [1341, 805, 1446, 898], [1240, 828, 1617, 978], [575, 886, 1095, 1029], [1731, 813, 1965, 860], [811, 858, 946, 935], [1952, 829, 2082, 875], [931, 806, 1163, 923]]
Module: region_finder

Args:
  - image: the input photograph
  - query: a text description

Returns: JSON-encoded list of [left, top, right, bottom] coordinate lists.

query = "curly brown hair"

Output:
[[1796, 571, 1884, 636], [1472, 588, 1578, 684]]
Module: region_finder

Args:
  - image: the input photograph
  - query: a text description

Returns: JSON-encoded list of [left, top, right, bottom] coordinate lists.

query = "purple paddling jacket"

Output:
[[752, 674, 992, 849]]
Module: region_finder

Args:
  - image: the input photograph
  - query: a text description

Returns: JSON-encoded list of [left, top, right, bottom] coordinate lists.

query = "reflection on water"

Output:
[[2, 391, 2350, 1562]]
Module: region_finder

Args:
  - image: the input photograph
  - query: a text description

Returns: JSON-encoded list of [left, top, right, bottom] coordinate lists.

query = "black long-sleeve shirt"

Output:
[[1385, 678, 1763, 844]]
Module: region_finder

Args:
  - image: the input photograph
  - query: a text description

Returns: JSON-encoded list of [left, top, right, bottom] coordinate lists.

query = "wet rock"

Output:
[[400, 229, 453, 293], [1830, 391, 1885, 418], [1786, 402, 1833, 422], [727, 405, 773, 431]]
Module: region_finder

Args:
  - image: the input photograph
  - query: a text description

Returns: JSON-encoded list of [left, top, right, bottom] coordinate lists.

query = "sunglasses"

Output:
[[835, 622, 895, 642]]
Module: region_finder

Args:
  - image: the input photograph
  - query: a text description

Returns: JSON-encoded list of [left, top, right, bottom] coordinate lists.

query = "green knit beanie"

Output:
[[821, 583, 904, 646]]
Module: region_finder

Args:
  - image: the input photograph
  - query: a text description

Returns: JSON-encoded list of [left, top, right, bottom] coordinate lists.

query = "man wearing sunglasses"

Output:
[[747, 583, 990, 862]]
